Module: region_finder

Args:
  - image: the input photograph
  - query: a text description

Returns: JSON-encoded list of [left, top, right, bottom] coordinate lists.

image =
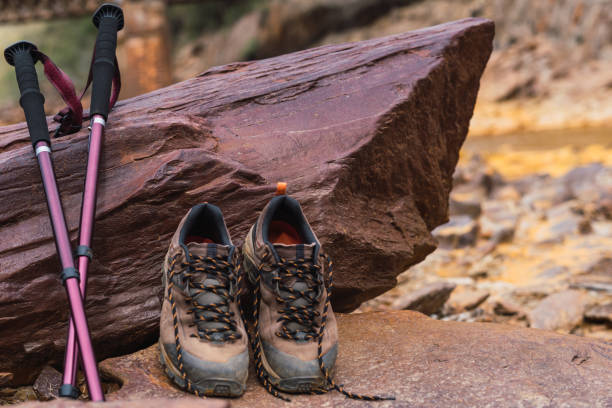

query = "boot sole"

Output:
[[242, 230, 330, 394], [159, 340, 245, 398]]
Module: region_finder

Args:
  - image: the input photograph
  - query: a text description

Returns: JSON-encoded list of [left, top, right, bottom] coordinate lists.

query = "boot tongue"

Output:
[[272, 243, 316, 261], [186, 242, 230, 258], [185, 242, 233, 341]]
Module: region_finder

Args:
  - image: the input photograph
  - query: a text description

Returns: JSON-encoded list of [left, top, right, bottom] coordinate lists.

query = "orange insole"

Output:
[[269, 220, 302, 245], [185, 235, 214, 244]]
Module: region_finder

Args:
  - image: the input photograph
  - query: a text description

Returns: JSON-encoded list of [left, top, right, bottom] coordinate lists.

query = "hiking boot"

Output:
[[159, 203, 248, 397], [242, 192, 339, 395]]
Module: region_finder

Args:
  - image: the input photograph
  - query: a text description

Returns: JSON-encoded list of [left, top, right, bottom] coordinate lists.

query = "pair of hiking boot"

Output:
[[159, 189, 341, 399]]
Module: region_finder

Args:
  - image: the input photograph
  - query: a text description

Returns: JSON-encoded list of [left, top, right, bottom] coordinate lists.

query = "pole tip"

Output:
[[58, 384, 80, 399]]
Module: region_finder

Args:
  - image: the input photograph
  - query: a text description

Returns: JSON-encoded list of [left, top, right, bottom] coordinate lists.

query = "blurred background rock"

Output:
[[0, 0, 610, 342]]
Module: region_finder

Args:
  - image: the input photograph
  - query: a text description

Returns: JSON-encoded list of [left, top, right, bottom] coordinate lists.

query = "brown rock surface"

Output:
[[0, 19, 493, 384], [99, 347, 186, 401], [94, 312, 612, 407]]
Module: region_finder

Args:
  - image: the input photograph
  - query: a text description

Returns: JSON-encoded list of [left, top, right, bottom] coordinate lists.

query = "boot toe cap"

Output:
[[161, 342, 248, 396], [261, 340, 338, 392]]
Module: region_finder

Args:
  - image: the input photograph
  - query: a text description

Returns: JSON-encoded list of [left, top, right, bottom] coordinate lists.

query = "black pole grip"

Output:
[[4, 41, 50, 148], [90, 3, 124, 119]]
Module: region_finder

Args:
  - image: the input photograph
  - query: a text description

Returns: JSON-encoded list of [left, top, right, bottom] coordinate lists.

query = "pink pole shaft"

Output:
[[61, 116, 105, 392], [35, 141, 105, 402]]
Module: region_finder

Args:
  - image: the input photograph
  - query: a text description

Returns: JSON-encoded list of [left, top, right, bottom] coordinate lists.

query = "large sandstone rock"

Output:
[[0, 19, 493, 384], [45, 312, 612, 407]]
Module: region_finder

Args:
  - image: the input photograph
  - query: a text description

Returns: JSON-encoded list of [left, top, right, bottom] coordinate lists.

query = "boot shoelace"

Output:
[[244, 251, 395, 402], [273, 258, 322, 341], [167, 252, 243, 396]]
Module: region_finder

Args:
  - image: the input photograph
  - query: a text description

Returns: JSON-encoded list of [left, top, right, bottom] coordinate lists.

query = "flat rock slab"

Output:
[[90, 311, 612, 407], [17, 399, 228, 408], [0, 18, 494, 384]]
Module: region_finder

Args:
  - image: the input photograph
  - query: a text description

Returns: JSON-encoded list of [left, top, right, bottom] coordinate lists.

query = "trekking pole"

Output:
[[3, 41, 105, 401], [59, 3, 124, 400]]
